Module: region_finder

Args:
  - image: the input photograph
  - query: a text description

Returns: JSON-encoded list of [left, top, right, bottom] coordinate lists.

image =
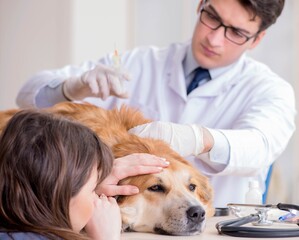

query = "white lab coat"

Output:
[[17, 41, 296, 207]]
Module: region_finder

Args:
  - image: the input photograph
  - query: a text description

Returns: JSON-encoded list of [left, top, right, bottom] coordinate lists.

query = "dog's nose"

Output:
[[186, 206, 205, 223]]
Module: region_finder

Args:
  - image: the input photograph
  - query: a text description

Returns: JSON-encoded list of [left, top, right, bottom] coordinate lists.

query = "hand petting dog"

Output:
[[97, 153, 169, 196]]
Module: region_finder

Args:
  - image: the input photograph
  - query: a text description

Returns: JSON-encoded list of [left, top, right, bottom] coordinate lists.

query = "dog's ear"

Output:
[[112, 137, 154, 158], [111, 136, 191, 164], [115, 105, 151, 130], [0, 109, 20, 133], [192, 170, 215, 217]]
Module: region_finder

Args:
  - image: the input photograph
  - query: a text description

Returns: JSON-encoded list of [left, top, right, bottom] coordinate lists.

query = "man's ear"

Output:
[[249, 30, 266, 50], [197, 0, 205, 14]]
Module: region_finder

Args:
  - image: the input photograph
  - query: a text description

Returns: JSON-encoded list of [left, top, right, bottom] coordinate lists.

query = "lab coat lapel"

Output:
[[165, 44, 245, 99], [188, 56, 245, 97], [166, 44, 188, 102], [188, 72, 235, 97]]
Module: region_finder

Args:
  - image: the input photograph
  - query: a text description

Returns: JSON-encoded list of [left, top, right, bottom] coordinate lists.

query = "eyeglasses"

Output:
[[199, 9, 260, 45]]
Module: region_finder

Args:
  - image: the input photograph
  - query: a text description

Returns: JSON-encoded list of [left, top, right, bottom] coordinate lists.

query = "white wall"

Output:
[[132, 0, 198, 47], [70, 0, 132, 64], [247, 1, 298, 203], [292, 1, 299, 203], [68, 0, 200, 63], [0, 0, 72, 109], [0, 0, 298, 203]]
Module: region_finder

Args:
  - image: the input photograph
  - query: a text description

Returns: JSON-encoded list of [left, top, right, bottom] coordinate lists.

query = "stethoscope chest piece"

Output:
[[216, 203, 299, 238], [252, 207, 273, 226]]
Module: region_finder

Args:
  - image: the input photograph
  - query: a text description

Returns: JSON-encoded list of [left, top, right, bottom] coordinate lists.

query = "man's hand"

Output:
[[96, 153, 169, 197], [63, 63, 130, 101], [128, 121, 212, 157]]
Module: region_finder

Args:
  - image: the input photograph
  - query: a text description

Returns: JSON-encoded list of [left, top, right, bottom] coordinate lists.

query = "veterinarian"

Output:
[[16, 0, 295, 208]]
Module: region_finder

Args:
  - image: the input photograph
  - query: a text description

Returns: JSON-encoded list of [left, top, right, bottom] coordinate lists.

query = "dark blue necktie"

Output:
[[187, 67, 210, 94]]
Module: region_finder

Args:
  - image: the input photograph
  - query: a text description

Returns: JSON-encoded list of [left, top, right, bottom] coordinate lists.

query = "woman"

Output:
[[0, 110, 120, 240]]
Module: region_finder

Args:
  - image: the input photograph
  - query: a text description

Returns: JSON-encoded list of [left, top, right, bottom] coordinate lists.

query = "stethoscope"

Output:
[[216, 203, 299, 238]]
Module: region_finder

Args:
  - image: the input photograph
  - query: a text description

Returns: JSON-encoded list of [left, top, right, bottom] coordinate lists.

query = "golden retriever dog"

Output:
[[0, 102, 214, 236]]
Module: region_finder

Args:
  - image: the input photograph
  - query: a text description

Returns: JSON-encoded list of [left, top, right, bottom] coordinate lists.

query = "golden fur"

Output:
[[0, 102, 214, 236]]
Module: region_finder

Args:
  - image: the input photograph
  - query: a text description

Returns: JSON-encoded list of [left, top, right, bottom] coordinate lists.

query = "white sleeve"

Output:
[[16, 73, 66, 108], [16, 59, 109, 108], [197, 128, 230, 172], [35, 81, 68, 108]]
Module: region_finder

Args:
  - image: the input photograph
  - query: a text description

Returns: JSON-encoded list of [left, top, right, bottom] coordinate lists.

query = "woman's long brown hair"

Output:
[[0, 110, 114, 240]]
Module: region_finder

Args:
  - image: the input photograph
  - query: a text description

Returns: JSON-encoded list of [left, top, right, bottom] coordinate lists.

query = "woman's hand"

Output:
[[85, 194, 121, 240], [96, 153, 169, 196]]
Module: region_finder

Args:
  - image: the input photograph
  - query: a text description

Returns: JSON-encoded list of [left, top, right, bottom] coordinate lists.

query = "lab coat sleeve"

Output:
[[212, 81, 295, 176], [16, 71, 66, 108], [35, 83, 68, 108], [197, 128, 230, 173], [16, 58, 112, 108]]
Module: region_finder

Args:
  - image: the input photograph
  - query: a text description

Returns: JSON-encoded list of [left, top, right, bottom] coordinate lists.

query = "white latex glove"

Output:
[[63, 63, 130, 100], [128, 122, 204, 157]]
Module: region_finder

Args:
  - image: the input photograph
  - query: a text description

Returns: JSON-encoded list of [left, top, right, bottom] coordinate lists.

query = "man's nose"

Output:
[[207, 26, 226, 46]]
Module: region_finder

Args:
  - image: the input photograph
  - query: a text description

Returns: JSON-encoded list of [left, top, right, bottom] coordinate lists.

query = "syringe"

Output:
[[112, 48, 121, 70]]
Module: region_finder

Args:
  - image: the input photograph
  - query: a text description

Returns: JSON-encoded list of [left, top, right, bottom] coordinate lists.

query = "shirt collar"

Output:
[[183, 44, 243, 80], [183, 45, 198, 77]]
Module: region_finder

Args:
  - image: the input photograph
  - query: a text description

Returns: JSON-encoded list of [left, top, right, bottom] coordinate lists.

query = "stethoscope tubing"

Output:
[[218, 228, 299, 238], [216, 203, 299, 238]]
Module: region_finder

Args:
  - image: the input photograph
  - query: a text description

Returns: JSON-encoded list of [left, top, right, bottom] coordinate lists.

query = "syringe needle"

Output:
[[112, 48, 121, 69]]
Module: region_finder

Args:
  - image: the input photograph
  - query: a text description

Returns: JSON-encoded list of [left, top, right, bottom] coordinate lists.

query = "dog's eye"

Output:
[[148, 184, 165, 193], [189, 183, 196, 192]]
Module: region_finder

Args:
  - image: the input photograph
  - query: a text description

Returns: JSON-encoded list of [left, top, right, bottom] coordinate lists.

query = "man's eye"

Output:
[[148, 184, 165, 193], [230, 28, 246, 38], [189, 183, 197, 192], [204, 11, 220, 22], [206, 12, 219, 21]]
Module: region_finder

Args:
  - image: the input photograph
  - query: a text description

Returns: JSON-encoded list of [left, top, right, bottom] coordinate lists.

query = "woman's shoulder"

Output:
[[0, 232, 48, 240]]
